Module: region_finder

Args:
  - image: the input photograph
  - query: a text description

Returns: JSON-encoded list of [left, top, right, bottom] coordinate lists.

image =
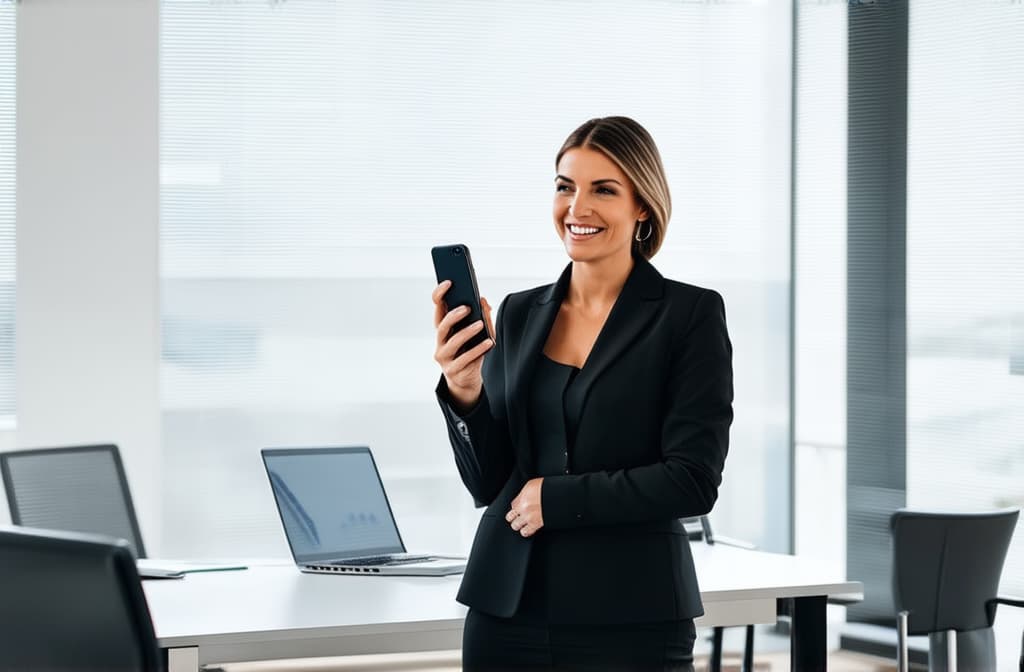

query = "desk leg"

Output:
[[790, 596, 827, 671], [166, 646, 199, 672]]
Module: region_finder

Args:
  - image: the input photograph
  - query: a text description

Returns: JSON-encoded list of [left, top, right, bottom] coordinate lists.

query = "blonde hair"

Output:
[[556, 117, 671, 260]]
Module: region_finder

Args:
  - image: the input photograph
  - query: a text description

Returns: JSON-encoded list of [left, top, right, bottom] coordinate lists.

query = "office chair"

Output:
[[0, 443, 148, 558], [0, 525, 163, 671], [683, 515, 757, 672], [891, 508, 1024, 672]]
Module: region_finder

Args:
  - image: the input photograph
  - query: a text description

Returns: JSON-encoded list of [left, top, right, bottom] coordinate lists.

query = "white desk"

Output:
[[145, 545, 861, 672]]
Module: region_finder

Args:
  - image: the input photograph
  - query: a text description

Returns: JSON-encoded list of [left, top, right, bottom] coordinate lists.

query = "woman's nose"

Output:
[[569, 193, 591, 217]]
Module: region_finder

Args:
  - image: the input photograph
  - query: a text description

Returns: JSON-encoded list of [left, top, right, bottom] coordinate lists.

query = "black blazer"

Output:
[[436, 256, 733, 624]]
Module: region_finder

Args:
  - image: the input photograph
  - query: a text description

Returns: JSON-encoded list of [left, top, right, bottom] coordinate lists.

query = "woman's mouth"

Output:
[[567, 224, 604, 238]]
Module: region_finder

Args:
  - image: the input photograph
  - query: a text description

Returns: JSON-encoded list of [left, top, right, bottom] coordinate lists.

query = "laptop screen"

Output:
[[262, 447, 405, 563]]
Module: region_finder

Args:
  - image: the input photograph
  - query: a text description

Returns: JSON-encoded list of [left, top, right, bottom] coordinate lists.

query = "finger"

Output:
[[431, 281, 451, 306], [446, 328, 494, 369], [439, 319, 486, 360], [431, 281, 452, 329], [481, 297, 496, 341], [435, 306, 472, 349], [505, 510, 517, 523], [510, 517, 524, 532], [520, 524, 533, 538]]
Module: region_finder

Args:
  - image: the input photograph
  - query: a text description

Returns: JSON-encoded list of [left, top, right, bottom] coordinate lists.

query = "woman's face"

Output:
[[553, 147, 648, 265]]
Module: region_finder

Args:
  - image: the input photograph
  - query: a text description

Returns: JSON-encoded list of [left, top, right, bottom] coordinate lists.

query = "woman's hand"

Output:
[[432, 280, 495, 411], [506, 478, 544, 538]]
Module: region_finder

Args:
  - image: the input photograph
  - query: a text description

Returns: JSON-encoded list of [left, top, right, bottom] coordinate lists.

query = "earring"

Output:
[[634, 220, 652, 243]]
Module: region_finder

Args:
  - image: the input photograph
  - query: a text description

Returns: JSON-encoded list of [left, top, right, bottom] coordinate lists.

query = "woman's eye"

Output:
[[597, 186, 616, 195], [555, 184, 572, 193]]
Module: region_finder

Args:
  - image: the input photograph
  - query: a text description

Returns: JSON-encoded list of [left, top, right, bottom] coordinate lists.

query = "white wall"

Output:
[[15, 0, 162, 550]]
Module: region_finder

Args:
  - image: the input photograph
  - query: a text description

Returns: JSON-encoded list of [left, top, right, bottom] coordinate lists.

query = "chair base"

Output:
[[927, 629, 995, 672], [840, 622, 929, 667]]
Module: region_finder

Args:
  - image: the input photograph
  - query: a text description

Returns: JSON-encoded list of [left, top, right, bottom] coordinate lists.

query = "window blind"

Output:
[[159, 0, 794, 557], [794, 0, 847, 567], [906, 0, 1024, 595], [0, 1, 15, 420]]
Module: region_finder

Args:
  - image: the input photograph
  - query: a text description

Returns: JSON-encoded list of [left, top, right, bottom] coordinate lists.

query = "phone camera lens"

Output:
[[453, 247, 463, 255]]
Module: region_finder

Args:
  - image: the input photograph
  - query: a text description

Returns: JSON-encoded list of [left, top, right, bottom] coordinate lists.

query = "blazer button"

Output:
[[456, 420, 471, 442], [564, 468, 570, 474]]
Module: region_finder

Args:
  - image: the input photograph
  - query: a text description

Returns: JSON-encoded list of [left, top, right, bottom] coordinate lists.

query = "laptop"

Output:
[[261, 446, 465, 577]]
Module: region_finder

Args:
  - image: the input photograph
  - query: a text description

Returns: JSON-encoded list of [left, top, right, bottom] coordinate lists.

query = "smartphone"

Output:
[[431, 243, 491, 354]]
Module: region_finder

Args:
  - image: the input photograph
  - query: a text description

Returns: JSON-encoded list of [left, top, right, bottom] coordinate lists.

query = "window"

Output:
[[160, 0, 794, 557], [906, 0, 1024, 594], [794, 0, 847, 567], [0, 0, 15, 422]]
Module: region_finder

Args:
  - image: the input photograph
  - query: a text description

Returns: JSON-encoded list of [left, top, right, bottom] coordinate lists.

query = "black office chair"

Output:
[[891, 508, 1024, 672], [0, 525, 163, 671], [683, 515, 757, 672], [0, 443, 148, 558]]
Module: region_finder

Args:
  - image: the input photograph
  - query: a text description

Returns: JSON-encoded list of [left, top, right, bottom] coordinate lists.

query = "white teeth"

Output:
[[569, 225, 601, 235]]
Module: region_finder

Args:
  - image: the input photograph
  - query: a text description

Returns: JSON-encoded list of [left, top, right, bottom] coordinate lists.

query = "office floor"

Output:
[[697, 625, 895, 672]]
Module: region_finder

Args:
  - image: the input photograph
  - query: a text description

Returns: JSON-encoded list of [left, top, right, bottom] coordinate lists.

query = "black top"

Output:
[[514, 353, 581, 622], [531, 353, 581, 477]]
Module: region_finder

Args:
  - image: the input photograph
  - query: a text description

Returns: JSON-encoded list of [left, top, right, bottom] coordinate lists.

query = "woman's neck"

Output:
[[567, 252, 634, 310]]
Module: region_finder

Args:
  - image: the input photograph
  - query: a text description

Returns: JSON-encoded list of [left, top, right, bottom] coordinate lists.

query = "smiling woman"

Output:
[[432, 117, 733, 671]]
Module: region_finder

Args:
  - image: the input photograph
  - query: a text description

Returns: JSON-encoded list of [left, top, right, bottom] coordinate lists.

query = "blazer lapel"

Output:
[[563, 257, 665, 428]]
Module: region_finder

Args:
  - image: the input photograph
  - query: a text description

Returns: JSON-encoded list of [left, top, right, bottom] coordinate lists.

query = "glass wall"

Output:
[[906, 0, 1024, 594], [794, 0, 847, 569], [159, 0, 794, 558], [0, 0, 14, 422]]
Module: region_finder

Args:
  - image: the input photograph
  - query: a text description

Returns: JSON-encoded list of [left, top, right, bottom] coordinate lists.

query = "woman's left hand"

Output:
[[506, 478, 544, 537]]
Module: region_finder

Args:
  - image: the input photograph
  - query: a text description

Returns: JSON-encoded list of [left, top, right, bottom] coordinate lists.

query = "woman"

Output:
[[431, 117, 733, 671]]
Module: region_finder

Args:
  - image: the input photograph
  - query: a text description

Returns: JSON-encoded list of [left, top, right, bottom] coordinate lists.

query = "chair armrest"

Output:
[[985, 595, 1024, 622], [992, 595, 1024, 609]]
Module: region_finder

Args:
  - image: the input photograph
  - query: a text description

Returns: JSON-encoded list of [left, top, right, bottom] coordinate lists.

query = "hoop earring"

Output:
[[634, 220, 652, 243]]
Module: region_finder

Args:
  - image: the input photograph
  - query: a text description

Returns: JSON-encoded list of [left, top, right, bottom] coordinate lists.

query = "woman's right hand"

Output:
[[432, 280, 496, 411]]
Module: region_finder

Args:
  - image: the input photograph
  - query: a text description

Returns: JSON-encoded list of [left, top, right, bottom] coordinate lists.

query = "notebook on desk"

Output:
[[261, 446, 465, 577], [135, 559, 248, 579]]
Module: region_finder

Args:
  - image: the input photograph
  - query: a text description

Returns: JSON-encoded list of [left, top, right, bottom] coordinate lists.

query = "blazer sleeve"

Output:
[[541, 289, 733, 529], [435, 295, 515, 508]]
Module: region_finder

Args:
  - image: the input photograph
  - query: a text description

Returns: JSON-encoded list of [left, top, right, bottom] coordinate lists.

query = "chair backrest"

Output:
[[0, 444, 147, 558], [0, 525, 162, 671], [891, 508, 1019, 635]]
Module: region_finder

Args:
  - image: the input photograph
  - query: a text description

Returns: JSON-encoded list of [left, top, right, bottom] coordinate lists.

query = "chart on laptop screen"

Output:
[[264, 451, 403, 558]]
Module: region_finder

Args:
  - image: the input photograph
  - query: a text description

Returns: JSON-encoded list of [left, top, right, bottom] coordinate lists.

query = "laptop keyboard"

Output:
[[339, 554, 433, 566]]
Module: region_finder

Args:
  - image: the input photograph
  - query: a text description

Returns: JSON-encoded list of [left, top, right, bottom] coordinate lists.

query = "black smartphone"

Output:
[[431, 243, 491, 354]]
